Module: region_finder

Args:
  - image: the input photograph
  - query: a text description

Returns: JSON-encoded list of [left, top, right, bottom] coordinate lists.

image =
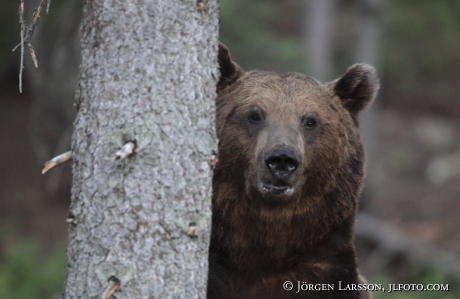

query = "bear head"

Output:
[[213, 43, 379, 240]]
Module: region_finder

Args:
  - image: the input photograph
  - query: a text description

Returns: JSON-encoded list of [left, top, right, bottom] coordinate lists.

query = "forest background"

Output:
[[0, 0, 460, 298]]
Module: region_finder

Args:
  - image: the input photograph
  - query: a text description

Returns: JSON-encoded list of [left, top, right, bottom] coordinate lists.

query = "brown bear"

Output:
[[207, 44, 379, 299]]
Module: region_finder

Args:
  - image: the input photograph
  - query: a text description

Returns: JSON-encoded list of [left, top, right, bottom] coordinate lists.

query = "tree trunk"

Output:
[[304, 0, 337, 81], [354, 0, 387, 199], [63, 0, 219, 298]]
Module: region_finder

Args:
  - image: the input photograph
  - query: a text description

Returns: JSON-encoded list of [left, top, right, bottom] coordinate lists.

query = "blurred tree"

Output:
[[61, 0, 218, 298], [354, 0, 387, 199], [304, 0, 387, 203], [304, 0, 336, 81]]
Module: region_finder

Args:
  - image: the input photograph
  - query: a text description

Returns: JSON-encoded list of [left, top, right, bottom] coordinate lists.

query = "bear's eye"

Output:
[[303, 117, 317, 129], [247, 111, 263, 124]]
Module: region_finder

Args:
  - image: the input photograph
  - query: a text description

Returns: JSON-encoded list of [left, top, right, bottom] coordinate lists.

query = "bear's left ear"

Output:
[[217, 42, 245, 94], [330, 64, 380, 117]]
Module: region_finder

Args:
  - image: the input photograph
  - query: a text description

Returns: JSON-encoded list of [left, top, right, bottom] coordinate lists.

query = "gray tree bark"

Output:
[[62, 0, 219, 298]]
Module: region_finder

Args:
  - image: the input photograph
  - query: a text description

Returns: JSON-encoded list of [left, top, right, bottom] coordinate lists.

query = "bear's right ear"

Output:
[[217, 43, 244, 94], [330, 64, 380, 118]]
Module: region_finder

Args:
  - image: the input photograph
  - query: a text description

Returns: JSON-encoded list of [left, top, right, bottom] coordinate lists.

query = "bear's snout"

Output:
[[255, 146, 301, 198], [264, 148, 299, 180], [253, 124, 304, 198]]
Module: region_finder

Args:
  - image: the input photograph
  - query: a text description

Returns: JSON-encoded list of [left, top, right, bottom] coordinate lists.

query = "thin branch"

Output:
[[42, 151, 72, 174], [27, 42, 38, 68], [17, 0, 25, 93], [12, 0, 52, 93]]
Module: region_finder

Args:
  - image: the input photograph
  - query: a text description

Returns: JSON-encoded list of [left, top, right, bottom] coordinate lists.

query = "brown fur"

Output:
[[208, 43, 379, 299]]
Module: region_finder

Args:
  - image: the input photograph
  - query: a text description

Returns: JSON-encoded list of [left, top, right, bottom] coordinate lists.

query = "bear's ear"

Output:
[[217, 43, 244, 94], [330, 64, 380, 117]]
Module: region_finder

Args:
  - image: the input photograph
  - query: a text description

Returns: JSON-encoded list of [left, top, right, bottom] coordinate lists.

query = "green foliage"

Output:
[[220, 0, 309, 74], [0, 240, 65, 299], [219, 0, 460, 114], [384, 0, 460, 82]]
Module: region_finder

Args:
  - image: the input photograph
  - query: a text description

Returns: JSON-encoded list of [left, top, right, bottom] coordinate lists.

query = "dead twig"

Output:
[[196, 0, 207, 11], [114, 141, 136, 161], [210, 151, 218, 168], [16, 0, 25, 93], [42, 151, 72, 174], [100, 276, 121, 299], [188, 222, 197, 238], [12, 0, 52, 93]]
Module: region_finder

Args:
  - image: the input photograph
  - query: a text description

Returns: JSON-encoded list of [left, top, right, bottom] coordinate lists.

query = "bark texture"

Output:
[[63, 0, 218, 298]]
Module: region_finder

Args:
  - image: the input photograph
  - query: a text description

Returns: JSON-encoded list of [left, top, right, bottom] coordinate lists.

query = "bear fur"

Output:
[[207, 43, 379, 299]]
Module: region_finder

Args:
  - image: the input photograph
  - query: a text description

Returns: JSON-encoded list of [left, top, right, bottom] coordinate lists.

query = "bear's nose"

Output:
[[265, 149, 300, 180]]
